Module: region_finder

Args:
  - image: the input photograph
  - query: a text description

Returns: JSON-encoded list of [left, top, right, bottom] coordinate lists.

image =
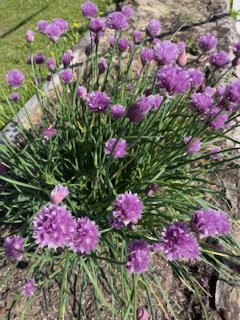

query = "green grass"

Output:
[[0, 0, 112, 127]]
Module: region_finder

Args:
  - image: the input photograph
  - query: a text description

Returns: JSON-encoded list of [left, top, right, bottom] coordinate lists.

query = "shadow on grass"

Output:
[[0, 3, 51, 39]]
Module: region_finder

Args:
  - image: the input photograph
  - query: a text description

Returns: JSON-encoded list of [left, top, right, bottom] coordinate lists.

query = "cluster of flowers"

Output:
[[126, 208, 230, 273]]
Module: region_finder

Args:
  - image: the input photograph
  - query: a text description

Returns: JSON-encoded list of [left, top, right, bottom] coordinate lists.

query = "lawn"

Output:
[[0, 0, 112, 127]]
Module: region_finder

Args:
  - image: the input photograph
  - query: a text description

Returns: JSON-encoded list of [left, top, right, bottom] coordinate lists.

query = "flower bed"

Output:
[[1, 1, 240, 319]]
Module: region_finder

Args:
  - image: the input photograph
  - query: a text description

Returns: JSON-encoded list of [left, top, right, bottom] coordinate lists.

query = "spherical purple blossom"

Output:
[[106, 12, 128, 30], [147, 20, 161, 38], [191, 208, 231, 238], [6, 69, 24, 88], [198, 33, 218, 52], [233, 41, 240, 57], [34, 53, 45, 64], [3, 235, 24, 260], [121, 5, 133, 20], [86, 91, 110, 113], [110, 104, 126, 119], [184, 136, 201, 155], [154, 40, 179, 65], [52, 18, 68, 33], [77, 85, 87, 100], [10, 92, 20, 102], [137, 308, 150, 320], [110, 191, 143, 228], [37, 20, 49, 34], [158, 221, 200, 260], [62, 50, 73, 67], [187, 68, 204, 87], [90, 17, 105, 33], [43, 126, 57, 140], [141, 48, 154, 65], [50, 185, 69, 205], [157, 66, 190, 94], [22, 279, 36, 297], [191, 90, 213, 115], [81, 1, 98, 17], [126, 239, 150, 273], [210, 110, 229, 129], [46, 58, 56, 72], [147, 94, 163, 111], [60, 68, 73, 84], [104, 138, 127, 158], [46, 23, 62, 43], [33, 204, 75, 249], [209, 51, 229, 67], [225, 79, 240, 103], [26, 29, 34, 43], [127, 96, 151, 122], [69, 217, 99, 254], [118, 37, 129, 52], [132, 30, 142, 43]]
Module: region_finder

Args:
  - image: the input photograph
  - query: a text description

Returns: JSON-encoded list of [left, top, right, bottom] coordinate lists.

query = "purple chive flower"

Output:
[[137, 308, 150, 320], [34, 53, 45, 64], [233, 41, 240, 57], [98, 58, 108, 74], [177, 41, 186, 54], [50, 185, 69, 205], [81, 1, 98, 17], [110, 191, 143, 228], [184, 136, 201, 155], [46, 23, 62, 43], [6, 69, 24, 88], [207, 147, 223, 161], [157, 66, 190, 94], [52, 18, 68, 33], [158, 221, 200, 260], [141, 48, 154, 65], [209, 51, 229, 67], [46, 58, 56, 72], [121, 5, 133, 20], [132, 30, 142, 44], [37, 20, 49, 34], [154, 40, 179, 65], [62, 50, 73, 67], [69, 217, 99, 254], [147, 94, 163, 111], [147, 20, 161, 38], [144, 183, 160, 196], [26, 29, 34, 43], [85, 43, 92, 56], [77, 85, 87, 100], [198, 33, 218, 51], [126, 239, 150, 273], [109, 35, 116, 47], [104, 138, 127, 158], [33, 204, 75, 249], [90, 17, 105, 33], [209, 108, 229, 129], [225, 79, 240, 103], [187, 68, 204, 87], [10, 92, 20, 102], [127, 96, 152, 122], [43, 126, 57, 140], [60, 68, 73, 84], [22, 279, 36, 297], [110, 104, 126, 119], [118, 37, 129, 52], [191, 208, 231, 238], [176, 41, 187, 66], [106, 12, 128, 30], [191, 90, 213, 115], [86, 91, 110, 113], [3, 235, 24, 260]]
